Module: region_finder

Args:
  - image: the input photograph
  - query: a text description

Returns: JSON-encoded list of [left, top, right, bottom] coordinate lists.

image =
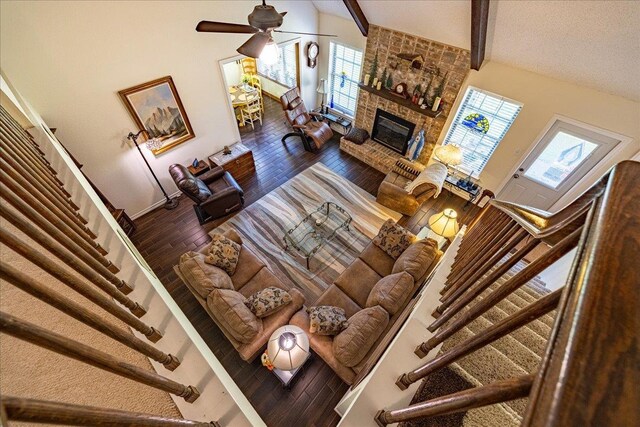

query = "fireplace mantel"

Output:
[[358, 83, 441, 118]]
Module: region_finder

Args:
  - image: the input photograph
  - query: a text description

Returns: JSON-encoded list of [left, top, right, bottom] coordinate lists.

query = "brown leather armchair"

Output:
[[280, 87, 333, 152], [169, 164, 244, 224]]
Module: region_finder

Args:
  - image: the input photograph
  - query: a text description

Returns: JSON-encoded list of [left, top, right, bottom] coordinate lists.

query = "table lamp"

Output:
[[434, 145, 462, 171], [428, 208, 460, 239], [317, 78, 327, 113], [267, 325, 309, 371]]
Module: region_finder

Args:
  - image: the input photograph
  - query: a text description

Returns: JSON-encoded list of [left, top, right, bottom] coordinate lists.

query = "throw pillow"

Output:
[[179, 251, 234, 298], [366, 272, 414, 315], [207, 289, 262, 344], [244, 287, 292, 318], [372, 219, 416, 259], [344, 127, 370, 145], [306, 305, 347, 336], [205, 233, 241, 275], [392, 239, 439, 282], [333, 306, 389, 367], [392, 158, 425, 180]]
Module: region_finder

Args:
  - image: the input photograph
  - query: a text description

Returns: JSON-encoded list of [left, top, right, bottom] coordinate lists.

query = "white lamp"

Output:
[[434, 145, 463, 169], [259, 37, 280, 65], [267, 325, 309, 371], [428, 208, 460, 239], [317, 78, 327, 113]]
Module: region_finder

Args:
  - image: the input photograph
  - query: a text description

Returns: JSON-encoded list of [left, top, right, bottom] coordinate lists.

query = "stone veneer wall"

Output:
[[351, 25, 470, 165]]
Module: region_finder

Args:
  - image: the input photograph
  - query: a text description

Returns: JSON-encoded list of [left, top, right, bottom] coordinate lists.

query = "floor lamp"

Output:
[[127, 131, 179, 210]]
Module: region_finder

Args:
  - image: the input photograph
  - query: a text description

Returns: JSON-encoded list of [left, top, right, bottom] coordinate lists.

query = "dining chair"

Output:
[[241, 93, 263, 130]]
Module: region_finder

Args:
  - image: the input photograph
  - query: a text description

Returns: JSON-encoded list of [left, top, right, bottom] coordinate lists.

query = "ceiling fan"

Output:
[[196, 0, 336, 60]]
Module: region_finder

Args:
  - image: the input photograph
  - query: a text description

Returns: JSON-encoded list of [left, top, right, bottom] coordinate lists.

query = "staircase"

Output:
[[401, 259, 554, 427]]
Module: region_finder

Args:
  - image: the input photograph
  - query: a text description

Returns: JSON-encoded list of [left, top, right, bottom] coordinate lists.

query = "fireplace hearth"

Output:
[[371, 109, 416, 155]]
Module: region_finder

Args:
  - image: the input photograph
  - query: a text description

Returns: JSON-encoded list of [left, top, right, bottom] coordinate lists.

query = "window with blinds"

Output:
[[328, 41, 363, 117], [442, 87, 522, 178], [257, 42, 298, 88]]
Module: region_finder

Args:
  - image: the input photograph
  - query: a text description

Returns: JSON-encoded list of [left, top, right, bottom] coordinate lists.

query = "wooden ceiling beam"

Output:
[[343, 0, 369, 37], [471, 0, 490, 70]]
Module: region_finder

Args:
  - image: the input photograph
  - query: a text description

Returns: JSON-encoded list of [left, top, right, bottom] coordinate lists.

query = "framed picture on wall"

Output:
[[118, 76, 195, 155]]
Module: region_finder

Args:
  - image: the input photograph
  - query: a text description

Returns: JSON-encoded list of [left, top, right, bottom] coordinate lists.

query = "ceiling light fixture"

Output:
[[259, 37, 280, 65]]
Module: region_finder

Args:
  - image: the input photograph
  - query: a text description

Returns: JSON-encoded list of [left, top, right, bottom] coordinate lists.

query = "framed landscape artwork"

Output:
[[118, 76, 194, 155]]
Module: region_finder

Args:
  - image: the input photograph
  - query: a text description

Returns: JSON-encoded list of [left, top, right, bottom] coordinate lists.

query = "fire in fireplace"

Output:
[[371, 109, 416, 155]]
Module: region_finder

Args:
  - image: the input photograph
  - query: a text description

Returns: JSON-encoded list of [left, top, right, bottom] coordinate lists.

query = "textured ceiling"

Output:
[[312, 0, 640, 101]]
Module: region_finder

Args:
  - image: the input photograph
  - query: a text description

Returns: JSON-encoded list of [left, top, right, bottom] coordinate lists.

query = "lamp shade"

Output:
[[428, 209, 460, 238], [316, 78, 327, 94], [267, 325, 309, 371], [259, 37, 279, 65], [435, 145, 463, 166]]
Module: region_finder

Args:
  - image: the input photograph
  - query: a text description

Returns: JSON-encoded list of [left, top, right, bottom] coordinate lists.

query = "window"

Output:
[[257, 42, 298, 88], [442, 87, 522, 178], [328, 41, 363, 117]]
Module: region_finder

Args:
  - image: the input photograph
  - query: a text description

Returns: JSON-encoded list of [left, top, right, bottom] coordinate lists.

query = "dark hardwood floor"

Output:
[[131, 96, 467, 427]]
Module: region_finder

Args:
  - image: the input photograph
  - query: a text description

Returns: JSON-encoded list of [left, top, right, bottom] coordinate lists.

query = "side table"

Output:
[[443, 174, 481, 209], [187, 160, 210, 177], [208, 142, 256, 181], [314, 108, 352, 134]]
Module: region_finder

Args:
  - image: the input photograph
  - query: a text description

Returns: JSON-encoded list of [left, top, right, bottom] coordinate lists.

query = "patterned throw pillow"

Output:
[[205, 234, 241, 275], [306, 305, 347, 336], [244, 287, 293, 318], [372, 219, 416, 259], [344, 127, 370, 145]]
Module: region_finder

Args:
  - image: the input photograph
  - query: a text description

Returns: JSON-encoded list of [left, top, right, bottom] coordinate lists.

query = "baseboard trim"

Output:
[[131, 191, 182, 220]]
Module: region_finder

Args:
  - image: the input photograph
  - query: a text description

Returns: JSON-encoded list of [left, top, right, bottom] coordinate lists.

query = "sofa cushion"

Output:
[[207, 289, 262, 343], [334, 258, 382, 307], [316, 285, 361, 318], [358, 241, 396, 277], [333, 306, 389, 367], [205, 234, 241, 275], [307, 306, 347, 336], [223, 228, 243, 245], [237, 267, 285, 298], [245, 287, 292, 318], [366, 272, 414, 315], [229, 247, 266, 291], [392, 238, 439, 282], [179, 251, 233, 298], [372, 219, 416, 259]]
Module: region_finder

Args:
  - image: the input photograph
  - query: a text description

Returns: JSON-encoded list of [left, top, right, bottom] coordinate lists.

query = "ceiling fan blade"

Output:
[[273, 30, 337, 37], [280, 11, 287, 17], [196, 21, 258, 34], [237, 32, 271, 58]]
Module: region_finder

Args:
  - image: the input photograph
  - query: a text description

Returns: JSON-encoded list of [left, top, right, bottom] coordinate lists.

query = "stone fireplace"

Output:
[[340, 25, 470, 173], [371, 109, 416, 155]]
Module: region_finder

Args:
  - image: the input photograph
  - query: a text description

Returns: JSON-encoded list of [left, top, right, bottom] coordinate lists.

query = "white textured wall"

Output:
[[435, 61, 640, 196], [317, 12, 366, 85], [0, 0, 319, 217]]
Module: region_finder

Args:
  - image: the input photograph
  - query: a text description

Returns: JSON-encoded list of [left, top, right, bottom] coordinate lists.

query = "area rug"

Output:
[[210, 162, 401, 304]]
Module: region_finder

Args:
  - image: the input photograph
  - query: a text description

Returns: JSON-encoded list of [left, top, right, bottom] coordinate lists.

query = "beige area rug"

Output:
[[210, 162, 401, 304]]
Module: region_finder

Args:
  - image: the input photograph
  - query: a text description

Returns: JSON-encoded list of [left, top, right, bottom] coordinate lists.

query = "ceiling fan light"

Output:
[[260, 38, 279, 65]]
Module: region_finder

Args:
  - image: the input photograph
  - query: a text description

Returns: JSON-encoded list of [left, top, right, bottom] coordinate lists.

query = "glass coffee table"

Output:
[[283, 202, 352, 270]]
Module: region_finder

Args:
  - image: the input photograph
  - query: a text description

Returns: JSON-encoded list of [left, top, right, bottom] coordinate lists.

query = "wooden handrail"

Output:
[[0, 262, 180, 371], [522, 160, 640, 426], [1, 396, 219, 426], [375, 374, 534, 426], [0, 312, 199, 402]]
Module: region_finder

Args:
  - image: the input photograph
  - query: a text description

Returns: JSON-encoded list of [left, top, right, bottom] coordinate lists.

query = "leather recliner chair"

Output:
[[280, 87, 333, 152], [169, 164, 244, 224]]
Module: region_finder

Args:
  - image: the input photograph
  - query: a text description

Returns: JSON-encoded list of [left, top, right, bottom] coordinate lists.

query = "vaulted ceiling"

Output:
[[311, 0, 640, 102]]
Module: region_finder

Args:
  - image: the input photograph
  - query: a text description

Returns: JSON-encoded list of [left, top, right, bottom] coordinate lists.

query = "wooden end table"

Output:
[[208, 142, 256, 181]]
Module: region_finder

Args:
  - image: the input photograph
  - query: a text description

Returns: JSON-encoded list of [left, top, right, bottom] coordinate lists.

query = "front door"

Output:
[[499, 119, 620, 210]]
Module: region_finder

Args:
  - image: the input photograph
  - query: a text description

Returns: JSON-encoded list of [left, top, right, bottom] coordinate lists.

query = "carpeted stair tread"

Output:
[[464, 317, 542, 373], [449, 362, 527, 422], [399, 367, 473, 427], [493, 299, 552, 338]]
